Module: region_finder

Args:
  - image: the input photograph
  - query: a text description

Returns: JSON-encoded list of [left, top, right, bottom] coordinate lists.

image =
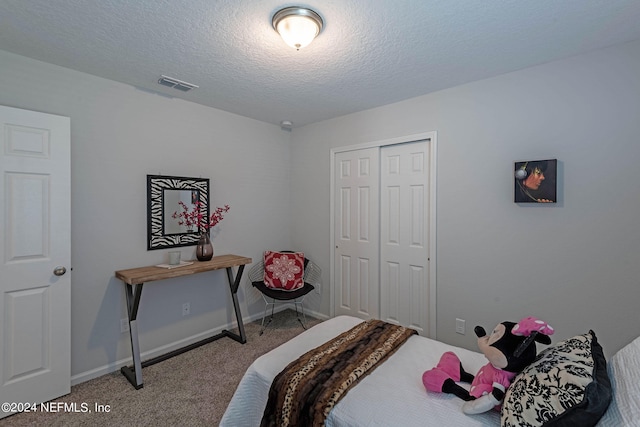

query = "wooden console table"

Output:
[[115, 254, 252, 389]]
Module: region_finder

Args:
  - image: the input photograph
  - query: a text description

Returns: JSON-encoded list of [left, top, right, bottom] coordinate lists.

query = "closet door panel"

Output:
[[380, 141, 430, 334], [334, 148, 379, 318]]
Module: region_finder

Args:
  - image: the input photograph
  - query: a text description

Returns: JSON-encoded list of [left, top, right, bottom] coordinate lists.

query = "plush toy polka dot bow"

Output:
[[511, 316, 554, 357]]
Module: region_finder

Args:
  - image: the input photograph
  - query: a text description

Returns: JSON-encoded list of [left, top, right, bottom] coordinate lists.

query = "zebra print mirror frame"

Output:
[[147, 175, 210, 250]]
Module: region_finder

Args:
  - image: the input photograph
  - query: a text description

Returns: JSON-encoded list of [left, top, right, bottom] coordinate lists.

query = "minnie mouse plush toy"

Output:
[[422, 316, 554, 414]]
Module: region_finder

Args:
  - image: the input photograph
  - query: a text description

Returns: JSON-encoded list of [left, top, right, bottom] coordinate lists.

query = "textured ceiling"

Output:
[[2, 1, 640, 128]]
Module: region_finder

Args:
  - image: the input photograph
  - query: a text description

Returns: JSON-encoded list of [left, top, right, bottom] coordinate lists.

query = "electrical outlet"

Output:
[[455, 318, 465, 335], [182, 302, 190, 316], [120, 318, 130, 333]]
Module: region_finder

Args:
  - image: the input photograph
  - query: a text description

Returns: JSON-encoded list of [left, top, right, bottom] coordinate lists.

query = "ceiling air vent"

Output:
[[158, 75, 199, 92]]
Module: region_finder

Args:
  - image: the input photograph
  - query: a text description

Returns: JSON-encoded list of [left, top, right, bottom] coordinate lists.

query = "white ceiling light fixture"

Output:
[[272, 6, 323, 50]]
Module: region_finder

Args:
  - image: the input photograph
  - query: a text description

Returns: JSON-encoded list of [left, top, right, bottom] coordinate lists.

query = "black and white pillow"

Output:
[[501, 330, 611, 427]]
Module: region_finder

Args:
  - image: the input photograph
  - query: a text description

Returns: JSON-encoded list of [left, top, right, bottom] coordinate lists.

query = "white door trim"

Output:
[[329, 131, 437, 338]]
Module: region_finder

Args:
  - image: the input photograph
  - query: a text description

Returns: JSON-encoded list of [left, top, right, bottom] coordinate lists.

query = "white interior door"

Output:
[[334, 148, 379, 319], [0, 105, 71, 418], [380, 141, 430, 334]]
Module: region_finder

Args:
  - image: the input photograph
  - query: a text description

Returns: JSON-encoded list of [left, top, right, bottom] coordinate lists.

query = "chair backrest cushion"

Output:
[[263, 251, 305, 291]]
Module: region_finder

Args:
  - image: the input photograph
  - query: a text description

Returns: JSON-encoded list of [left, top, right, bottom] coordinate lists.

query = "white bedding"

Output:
[[220, 315, 500, 427], [597, 335, 640, 427]]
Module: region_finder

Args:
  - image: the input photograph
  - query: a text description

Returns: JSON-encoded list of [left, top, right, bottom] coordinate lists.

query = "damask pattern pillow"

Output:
[[501, 330, 611, 427], [263, 251, 305, 291]]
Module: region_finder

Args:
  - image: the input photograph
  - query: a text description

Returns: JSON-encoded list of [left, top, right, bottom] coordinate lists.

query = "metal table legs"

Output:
[[120, 265, 246, 389]]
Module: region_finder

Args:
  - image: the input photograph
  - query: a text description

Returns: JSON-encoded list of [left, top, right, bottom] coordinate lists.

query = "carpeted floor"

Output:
[[2, 309, 321, 426]]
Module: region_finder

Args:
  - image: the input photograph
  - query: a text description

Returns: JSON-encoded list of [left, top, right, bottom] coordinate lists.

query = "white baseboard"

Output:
[[71, 305, 329, 386]]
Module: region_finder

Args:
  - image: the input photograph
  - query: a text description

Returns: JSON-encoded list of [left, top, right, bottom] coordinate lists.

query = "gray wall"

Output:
[[0, 50, 299, 383], [1, 37, 638, 384], [291, 39, 640, 357]]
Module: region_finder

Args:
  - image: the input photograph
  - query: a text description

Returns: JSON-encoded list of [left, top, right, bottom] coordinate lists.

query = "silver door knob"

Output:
[[53, 266, 67, 276]]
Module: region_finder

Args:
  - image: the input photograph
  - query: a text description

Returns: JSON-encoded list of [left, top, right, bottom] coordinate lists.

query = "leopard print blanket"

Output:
[[261, 319, 417, 427]]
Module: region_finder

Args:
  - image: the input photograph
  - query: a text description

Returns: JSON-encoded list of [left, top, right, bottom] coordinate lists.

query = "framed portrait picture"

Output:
[[514, 159, 557, 203]]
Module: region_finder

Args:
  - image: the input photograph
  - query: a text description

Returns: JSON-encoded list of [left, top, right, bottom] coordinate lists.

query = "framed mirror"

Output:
[[147, 175, 209, 250]]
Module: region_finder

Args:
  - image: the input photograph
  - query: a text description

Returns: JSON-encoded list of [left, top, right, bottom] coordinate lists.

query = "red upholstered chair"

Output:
[[249, 251, 321, 335]]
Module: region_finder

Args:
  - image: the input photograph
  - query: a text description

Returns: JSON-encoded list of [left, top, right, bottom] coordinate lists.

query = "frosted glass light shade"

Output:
[[272, 7, 323, 50]]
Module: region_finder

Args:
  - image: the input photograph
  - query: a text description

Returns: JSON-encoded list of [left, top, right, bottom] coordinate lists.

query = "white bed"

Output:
[[221, 315, 500, 426], [221, 315, 639, 427]]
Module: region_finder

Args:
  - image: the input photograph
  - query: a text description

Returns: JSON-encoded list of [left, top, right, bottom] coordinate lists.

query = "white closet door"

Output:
[[380, 141, 430, 334], [334, 148, 380, 319]]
